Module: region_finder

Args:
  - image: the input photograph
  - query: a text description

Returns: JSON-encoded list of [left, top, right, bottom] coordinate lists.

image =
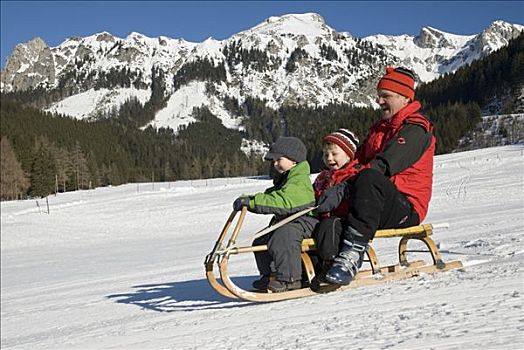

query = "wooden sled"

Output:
[[205, 207, 463, 302]]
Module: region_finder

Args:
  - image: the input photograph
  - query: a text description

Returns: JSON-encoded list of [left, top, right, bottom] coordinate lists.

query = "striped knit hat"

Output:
[[377, 67, 416, 100], [323, 129, 359, 159]]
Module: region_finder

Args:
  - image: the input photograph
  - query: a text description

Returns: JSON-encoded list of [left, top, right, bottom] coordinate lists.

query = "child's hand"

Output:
[[316, 182, 349, 213], [233, 196, 251, 211]]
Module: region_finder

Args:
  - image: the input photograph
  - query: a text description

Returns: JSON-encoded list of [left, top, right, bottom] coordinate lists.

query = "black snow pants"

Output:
[[345, 168, 420, 242], [313, 216, 345, 261]]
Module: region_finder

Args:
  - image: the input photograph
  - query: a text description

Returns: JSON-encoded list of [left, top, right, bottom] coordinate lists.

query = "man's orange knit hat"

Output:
[[377, 67, 416, 100]]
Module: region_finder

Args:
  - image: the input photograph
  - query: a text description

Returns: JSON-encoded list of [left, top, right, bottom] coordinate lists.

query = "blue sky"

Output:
[[1, 1, 523, 68]]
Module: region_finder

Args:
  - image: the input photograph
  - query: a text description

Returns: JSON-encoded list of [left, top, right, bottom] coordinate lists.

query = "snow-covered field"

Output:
[[1, 145, 523, 349]]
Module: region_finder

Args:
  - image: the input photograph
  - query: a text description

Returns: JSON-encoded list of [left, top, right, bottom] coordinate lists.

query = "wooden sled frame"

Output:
[[205, 208, 463, 302]]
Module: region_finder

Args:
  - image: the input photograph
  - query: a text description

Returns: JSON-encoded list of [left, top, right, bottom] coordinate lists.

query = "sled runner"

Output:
[[205, 207, 463, 302]]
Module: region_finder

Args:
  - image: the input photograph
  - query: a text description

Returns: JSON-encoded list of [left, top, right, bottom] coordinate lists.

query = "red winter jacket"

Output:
[[356, 101, 435, 221]]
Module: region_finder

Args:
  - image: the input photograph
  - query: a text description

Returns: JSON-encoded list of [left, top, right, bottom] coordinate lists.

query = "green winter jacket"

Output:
[[248, 161, 316, 220]]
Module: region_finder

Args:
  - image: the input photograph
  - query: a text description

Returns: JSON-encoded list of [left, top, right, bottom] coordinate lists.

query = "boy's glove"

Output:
[[316, 182, 350, 213], [233, 196, 251, 211]]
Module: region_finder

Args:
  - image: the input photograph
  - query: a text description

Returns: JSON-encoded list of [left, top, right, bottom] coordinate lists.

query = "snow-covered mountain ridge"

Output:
[[1, 14, 523, 131]]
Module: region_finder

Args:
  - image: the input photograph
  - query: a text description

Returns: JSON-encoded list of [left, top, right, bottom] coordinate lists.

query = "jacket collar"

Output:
[[384, 100, 422, 128]]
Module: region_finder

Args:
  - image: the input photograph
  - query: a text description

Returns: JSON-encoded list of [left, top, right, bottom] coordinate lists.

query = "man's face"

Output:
[[376, 89, 410, 119]]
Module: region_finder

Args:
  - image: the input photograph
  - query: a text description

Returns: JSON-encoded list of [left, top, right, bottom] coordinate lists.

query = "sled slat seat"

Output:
[[374, 224, 433, 238], [300, 223, 444, 276], [300, 224, 433, 252]]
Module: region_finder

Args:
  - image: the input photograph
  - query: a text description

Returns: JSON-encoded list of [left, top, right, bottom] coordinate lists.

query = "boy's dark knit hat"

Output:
[[323, 128, 359, 159], [264, 136, 307, 163], [377, 67, 416, 100]]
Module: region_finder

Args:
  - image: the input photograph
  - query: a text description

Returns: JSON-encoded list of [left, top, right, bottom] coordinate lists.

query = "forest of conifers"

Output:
[[1, 34, 522, 200]]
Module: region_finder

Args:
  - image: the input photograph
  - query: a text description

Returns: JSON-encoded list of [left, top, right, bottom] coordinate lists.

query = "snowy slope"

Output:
[[150, 81, 242, 130], [45, 88, 151, 120], [1, 145, 524, 349]]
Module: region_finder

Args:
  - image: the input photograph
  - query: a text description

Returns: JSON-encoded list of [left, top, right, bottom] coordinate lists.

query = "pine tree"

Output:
[[28, 142, 56, 198], [0, 137, 30, 200], [70, 141, 90, 190], [49, 143, 73, 192]]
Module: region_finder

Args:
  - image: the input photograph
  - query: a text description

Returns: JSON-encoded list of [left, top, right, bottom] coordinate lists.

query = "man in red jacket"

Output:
[[319, 67, 436, 285]]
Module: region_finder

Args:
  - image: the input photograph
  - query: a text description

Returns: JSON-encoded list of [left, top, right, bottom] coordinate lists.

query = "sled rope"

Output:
[[431, 222, 450, 230], [222, 206, 317, 251], [250, 206, 317, 241]]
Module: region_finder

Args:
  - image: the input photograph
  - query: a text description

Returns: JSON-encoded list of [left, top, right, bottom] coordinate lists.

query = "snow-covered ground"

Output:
[[1, 145, 523, 349]]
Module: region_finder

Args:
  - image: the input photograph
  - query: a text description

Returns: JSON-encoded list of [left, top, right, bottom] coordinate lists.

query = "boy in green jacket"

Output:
[[233, 137, 318, 292]]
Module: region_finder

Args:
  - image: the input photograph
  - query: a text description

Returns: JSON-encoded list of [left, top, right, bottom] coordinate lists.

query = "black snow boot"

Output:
[[325, 226, 368, 285], [267, 279, 302, 293], [314, 260, 334, 284], [252, 274, 272, 290]]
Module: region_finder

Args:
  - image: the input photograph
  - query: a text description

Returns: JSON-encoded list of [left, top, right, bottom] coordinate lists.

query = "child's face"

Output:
[[272, 156, 297, 173], [323, 143, 351, 170]]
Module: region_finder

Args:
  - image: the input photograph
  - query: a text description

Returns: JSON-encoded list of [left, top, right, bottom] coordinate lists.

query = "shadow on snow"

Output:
[[106, 276, 257, 312]]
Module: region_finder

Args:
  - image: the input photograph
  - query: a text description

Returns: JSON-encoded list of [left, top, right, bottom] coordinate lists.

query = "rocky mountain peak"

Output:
[[5, 37, 50, 65], [415, 27, 456, 48], [476, 20, 524, 54], [24, 37, 49, 52], [95, 32, 116, 43], [485, 20, 523, 36], [249, 13, 331, 37], [1, 37, 55, 92]]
